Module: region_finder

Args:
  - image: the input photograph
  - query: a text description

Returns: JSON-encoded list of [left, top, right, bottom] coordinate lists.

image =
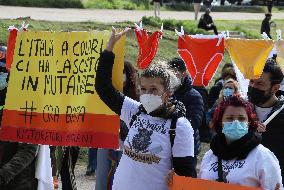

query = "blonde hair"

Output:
[[218, 78, 240, 100]]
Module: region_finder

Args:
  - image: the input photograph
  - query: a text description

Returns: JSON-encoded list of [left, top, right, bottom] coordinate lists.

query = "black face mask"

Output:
[[247, 86, 272, 106]]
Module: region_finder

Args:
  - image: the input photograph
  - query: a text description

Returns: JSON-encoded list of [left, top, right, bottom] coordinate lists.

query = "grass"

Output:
[[78, 147, 89, 163], [1, 17, 283, 87], [0, 0, 84, 8], [82, 0, 150, 10], [1, 0, 283, 12]]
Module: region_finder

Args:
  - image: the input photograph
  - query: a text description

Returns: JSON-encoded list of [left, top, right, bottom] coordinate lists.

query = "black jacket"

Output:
[[261, 98, 284, 182], [0, 107, 38, 190], [261, 18, 272, 39], [208, 80, 223, 108], [172, 76, 204, 155], [0, 141, 38, 190], [193, 86, 212, 143], [198, 14, 214, 29]]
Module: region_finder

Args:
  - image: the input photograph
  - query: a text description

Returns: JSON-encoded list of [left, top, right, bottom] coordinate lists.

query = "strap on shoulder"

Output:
[[129, 105, 144, 127], [169, 117, 178, 148]]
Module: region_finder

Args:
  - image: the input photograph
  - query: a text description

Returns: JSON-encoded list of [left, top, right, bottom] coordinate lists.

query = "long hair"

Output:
[[212, 95, 259, 133], [124, 61, 138, 100]]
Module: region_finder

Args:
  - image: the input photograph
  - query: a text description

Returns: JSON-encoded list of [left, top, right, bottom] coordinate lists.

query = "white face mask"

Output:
[[139, 94, 163, 114]]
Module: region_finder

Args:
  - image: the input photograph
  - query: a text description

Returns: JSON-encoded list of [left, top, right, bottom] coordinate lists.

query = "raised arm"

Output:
[[95, 27, 130, 115], [172, 118, 195, 177]]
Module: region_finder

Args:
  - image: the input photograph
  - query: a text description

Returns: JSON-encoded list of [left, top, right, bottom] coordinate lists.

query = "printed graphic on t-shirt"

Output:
[[131, 128, 153, 153], [124, 145, 161, 164], [209, 160, 246, 183], [124, 115, 167, 164], [131, 115, 167, 135]]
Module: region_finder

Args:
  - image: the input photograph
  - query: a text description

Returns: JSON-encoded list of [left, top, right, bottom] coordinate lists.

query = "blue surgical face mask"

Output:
[[222, 120, 248, 142], [223, 88, 234, 98]]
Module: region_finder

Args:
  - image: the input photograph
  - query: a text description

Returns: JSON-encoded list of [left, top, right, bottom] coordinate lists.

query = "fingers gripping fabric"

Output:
[[177, 35, 224, 86], [225, 39, 274, 79], [134, 28, 163, 69]]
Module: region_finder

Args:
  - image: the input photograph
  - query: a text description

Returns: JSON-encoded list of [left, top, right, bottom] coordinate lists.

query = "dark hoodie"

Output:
[[95, 50, 195, 177], [172, 76, 203, 156], [0, 103, 38, 190]]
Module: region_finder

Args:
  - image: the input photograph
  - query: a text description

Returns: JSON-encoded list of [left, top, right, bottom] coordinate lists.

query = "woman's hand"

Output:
[[106, 26, 131, 52], [166, 169, 175, 187], [257, 123, 266, 133]]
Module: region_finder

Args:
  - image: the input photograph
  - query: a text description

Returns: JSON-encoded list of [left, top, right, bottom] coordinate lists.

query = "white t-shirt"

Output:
[[255, 106, 273, 123], [113, 97, 194, 190], [199, 144, 283, 190]]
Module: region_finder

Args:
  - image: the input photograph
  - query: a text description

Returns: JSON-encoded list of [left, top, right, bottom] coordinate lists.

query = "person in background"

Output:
[[168, 58, 204, 177], [207, 78, 240, 128], [167, 96, 283, 190], [267, 0, 273, 13], [193, 0, 202, 20], [247, 59, 284, 182], [261, 13, 272, 39], [198, 9, 218, 36], [95, 61, 138, 190], [199, 95, 282, 189], [59, 146, 80, 190], [50, 146, 59, 189], [85, 148, 97, 176], [208, 63, 236, 109], [193, 85, 211, 143], [0, 55, 39, 190], [152, 0, 162, 18], [203, 0, 212, 9]]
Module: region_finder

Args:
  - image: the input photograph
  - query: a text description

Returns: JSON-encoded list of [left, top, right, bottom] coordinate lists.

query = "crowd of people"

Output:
[[0, 17, 284, 190], [92, 28, 284, 190]]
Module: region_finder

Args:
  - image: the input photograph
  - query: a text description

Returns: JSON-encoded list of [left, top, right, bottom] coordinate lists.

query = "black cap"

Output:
[[168, 57, 187, 72]]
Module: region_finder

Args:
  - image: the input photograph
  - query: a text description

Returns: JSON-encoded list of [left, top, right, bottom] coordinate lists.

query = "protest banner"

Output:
[[170, 175, 261, 190], [0, 31, 126, 148]]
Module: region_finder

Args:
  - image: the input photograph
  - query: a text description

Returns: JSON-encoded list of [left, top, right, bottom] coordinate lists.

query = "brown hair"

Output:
[[124, 61, 138, 100]]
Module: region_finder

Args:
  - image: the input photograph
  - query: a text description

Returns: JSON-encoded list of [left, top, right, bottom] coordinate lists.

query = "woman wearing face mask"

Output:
[[95, 28, 195, 190], [206, 78, 240, 128], [95, 60, 138, 190], [199, 95, 282, 190]]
